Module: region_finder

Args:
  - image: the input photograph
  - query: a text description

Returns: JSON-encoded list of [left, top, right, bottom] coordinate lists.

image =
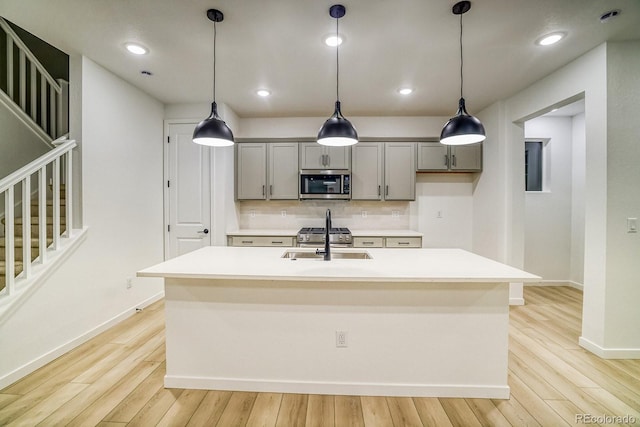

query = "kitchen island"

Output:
[[137, 246, 539, 398]]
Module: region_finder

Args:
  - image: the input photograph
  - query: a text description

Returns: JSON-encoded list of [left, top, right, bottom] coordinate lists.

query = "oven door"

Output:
[[299, 171, 350, 200]]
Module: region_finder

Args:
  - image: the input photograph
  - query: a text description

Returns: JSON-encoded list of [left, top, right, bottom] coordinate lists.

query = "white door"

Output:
[[166, 122, 211, 259]]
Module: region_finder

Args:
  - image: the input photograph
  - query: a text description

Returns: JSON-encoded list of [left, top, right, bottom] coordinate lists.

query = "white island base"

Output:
[[139, 247, 539, 399]]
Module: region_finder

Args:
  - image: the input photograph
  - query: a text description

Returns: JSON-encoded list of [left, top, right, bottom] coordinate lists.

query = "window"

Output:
[[525, 141, 543, 191]]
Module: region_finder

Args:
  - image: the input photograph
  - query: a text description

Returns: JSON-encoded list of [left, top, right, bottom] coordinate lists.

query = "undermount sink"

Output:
[[281, 249, 372, 260]]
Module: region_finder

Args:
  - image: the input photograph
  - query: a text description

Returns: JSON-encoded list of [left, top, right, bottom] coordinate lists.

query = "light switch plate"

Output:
[[627, 218, 637, 233]]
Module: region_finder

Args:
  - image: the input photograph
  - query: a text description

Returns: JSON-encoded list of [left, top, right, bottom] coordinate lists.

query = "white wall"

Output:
[[0, 101, 50, 179], [524, 116, 573, 282], [602, 41, 640, 352], [0, 56, 165, 386], [571, 113, 586, 285]]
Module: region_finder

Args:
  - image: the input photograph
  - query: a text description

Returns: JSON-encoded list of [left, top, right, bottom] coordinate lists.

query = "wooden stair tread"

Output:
[[0, 236, 54, 247]]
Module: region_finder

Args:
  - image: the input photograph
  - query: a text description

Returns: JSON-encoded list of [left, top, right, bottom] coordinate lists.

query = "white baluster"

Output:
[[30, 66, 37, 120], [52, 158, 60, 250], [22, 175, 32, 279], [38, 167, 47, 264], [4, 187, 16, 294], [65, 150, 73, 238], [7, 35, 13, 99], [19, 50, 26, 110], [40, 74, 47, 132]]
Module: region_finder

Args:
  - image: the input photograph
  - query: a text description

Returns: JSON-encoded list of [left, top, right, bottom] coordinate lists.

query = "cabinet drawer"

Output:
[[385, 237, 422, 248], [353, 237, 384, 248], [229, 236, 295, 247]]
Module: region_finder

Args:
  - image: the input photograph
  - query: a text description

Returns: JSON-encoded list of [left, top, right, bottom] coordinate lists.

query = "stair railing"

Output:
[[0, 17, 65, 143], [0, 139, 76, 296]]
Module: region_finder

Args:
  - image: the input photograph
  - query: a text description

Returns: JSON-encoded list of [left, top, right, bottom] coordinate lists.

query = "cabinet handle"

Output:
[[398, 241, 410, 245], [262, 185, 265, 196], [270, 185, 273, 195], [271, 241, 283, 244], [452, 154, 457, 167], [242, 240, 253, 244], [444, 155, 449, 167], [385, 185, 389, 196], [362, 241, 374, 245], [378, 185, 381, 196]]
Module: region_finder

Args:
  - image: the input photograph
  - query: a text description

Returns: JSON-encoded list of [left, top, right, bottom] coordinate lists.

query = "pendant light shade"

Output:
[[193, 102, 234, 147], [440, 1, 486, 146], [193, 9, 234, 147], [318, 5, 358, 147]]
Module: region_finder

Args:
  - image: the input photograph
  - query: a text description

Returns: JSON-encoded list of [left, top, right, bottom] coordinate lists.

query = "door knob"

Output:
[[198, 228, 209, 234]]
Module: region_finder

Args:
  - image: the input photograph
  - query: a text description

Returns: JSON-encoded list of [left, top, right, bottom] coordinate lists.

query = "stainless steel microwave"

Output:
[[299, 170, 351, 200]]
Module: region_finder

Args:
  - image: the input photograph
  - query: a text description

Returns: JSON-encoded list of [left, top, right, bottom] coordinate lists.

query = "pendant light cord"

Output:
[[336, 16, 340, 103], [459, 12, 464, 99], [213, 20, 217, 102]]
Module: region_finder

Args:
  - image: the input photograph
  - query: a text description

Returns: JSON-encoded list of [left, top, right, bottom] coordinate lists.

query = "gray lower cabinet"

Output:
[[299, 143, 350, 170], [417, 142, 482, 172], [352, 142, 416, 201], [236, 142, 299, 200], [353, 236, 422, 248], [228, 235, 296, 247]]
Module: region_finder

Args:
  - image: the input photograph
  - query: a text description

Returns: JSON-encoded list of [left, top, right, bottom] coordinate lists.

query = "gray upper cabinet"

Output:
[[236, 142, 299, 200], [237, 143, 267, 200], [417, 142, 482, 172], [450, 144, 482, 171], [351, 142, 416, 201], [268, 142, 299, 199], [351, 142, 384, 200], [384, 142, 416, 200], [299, 143, 350, 170]]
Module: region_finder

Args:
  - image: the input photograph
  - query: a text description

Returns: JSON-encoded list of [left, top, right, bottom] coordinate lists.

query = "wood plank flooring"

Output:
[[1, 286, 639, 426]]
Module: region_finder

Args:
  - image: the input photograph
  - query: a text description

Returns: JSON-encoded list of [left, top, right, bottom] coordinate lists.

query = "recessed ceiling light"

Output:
[[324, 35, 343, 47], [398, 88, 413, 95], [256, 89, 271, 97], [536, 32, 565, 46], [125, 43, 149, 55]]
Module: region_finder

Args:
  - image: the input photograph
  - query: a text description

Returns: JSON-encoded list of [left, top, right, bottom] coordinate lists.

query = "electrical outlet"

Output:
[[437, 210, 443, 219], [361, 210, 367, 218], [336, 330, 348, 348], [281, 210, 287, 217], [392, 210, 399, 218], [628, 218, 638, 233], [126, 277, 133, 289], [250, 210, 256, 218]]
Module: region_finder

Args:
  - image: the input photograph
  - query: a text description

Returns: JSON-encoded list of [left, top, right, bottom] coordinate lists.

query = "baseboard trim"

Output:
[[524, 280, 584, 290], [579, 336, 640, 359], [164, 375, 510, 399], [0, 291, 164, 389]]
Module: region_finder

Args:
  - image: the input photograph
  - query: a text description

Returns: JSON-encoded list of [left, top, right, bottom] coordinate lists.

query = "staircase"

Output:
[[0, 139, 76, 300], [0, 16, 69, 145], [0, 189, 63, 291]]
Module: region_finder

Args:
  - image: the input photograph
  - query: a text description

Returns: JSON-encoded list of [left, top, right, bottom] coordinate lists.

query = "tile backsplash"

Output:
[[237, 200, 411, 230]]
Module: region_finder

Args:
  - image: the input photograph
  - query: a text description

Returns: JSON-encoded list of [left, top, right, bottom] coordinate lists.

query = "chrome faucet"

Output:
[[316, 209, 332, 261]]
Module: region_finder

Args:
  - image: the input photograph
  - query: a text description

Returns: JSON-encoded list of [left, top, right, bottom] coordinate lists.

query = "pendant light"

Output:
[[317, 4, 358, 147], [440, 1, 486, 146], [193, 9, 234, 147]]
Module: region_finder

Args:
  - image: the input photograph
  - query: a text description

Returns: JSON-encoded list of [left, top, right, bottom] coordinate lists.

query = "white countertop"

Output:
[[227, 229, 298, 236], [138, 246, 539, 283]]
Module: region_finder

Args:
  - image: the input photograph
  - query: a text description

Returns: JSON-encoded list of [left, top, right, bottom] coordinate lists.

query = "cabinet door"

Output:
[[451, 144, 482, 171], [326, 146, 351, 169], [236, 143, 267, 200], [299, 143, 350, 170], [269, 143, 299, 199], [384, 142, 416, 200], [299, 143, 325, 169], [417, 142, 449, 171], [351, 142, 383, 200]]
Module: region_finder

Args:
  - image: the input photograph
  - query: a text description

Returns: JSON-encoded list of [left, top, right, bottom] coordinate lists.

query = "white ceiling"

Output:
[[1, 1, 639, 118]]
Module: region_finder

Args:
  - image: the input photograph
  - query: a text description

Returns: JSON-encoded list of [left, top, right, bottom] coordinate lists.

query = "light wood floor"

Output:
[[1, 286, 639, 426]]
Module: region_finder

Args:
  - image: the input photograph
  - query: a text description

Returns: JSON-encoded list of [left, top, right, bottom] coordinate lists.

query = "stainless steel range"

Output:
[[297, 227, 353, 247]]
